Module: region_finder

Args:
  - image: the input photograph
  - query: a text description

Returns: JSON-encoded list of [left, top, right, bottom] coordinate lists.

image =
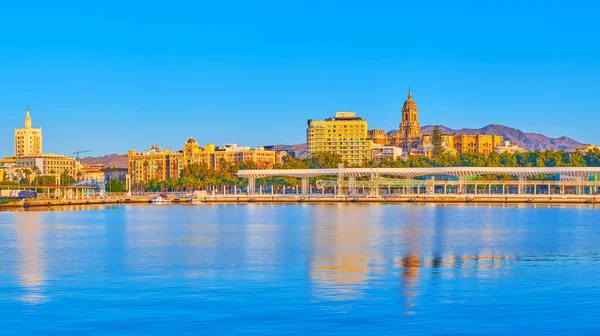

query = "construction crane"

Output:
[[73, 149, 93, 160]]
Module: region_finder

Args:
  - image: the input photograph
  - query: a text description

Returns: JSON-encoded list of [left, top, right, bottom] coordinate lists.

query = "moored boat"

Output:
[[150, 194, 171, 204]]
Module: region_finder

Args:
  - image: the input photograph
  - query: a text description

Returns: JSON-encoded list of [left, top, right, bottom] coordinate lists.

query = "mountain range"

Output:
[[416, 124, 582, 152], [81, 124, 584, 168]]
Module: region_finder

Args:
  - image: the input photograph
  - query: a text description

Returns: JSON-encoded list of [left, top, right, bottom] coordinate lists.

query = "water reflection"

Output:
[[0, 204, 121, 212], [310, 205, 373, 300], [14, 212, 46, 304], [2, 203, 599, 335], [306, 204, 523, 315]]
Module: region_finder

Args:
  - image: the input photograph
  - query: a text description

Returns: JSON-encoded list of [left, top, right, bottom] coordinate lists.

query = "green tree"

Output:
[[60, 170, 76, 185], [106, 179, 127, 192], [585, 148, 600, 166], [569, 150, 586, 167], [431, 125, 443, 159], [309, 152, 344, 169], [23, 168, 32, 184]]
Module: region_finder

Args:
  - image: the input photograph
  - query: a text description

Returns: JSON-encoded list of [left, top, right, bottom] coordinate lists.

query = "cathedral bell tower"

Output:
[[395, 89, 423, 154], [399, 89, 421, 139]]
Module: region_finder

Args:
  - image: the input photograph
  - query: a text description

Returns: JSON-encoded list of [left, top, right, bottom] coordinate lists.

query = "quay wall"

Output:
[[1, 195, 599, 209]]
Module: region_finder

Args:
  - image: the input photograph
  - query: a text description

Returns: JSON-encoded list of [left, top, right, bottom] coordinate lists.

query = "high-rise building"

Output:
[[307, 112, 373, 165], [14, 107, 42, 157], [392, 90, 423, 154]]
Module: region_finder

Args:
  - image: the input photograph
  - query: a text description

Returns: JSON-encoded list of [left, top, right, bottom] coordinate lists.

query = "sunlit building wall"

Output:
[[307, 111, 373, 165], [14, 107, 42, 157]]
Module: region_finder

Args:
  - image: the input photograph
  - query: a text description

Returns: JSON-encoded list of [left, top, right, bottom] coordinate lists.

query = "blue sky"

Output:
[[1, 0, 599, 157]]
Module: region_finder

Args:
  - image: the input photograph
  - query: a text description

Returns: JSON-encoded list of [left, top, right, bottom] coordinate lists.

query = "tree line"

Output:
[[137, 148, 600, 192]]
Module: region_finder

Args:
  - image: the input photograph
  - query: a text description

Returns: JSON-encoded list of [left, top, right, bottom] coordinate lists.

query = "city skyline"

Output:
[[1, 1, 599, 157]]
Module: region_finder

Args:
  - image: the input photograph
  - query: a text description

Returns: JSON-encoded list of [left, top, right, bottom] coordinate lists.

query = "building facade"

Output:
[[573, 144, 600, 153], [103, 167, 129, 182], [391, 90, 423, 154], [211, 144, 276, 169], [368, 129, 389, 145], [14, 107, 42, 157], [422, 134, 457, 157], [453, 134, 503, 155], [371, 144, 403, 160], [79, 166, 105, 183], [128, 145, 183, 186], [307, 111, 373, 165], [183, 138, 214, 166], [495, 141, 525, 154], [0, 154, 77, 182], [127, 141, 277, 186]]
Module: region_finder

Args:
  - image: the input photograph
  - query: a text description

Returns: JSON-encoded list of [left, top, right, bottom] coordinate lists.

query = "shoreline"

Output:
[[1, 195, 598, 209]]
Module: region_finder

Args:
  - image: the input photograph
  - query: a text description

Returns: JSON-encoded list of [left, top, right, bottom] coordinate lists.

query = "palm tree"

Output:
[[23, 169, 32, 185], [32, 165, 41, 177]]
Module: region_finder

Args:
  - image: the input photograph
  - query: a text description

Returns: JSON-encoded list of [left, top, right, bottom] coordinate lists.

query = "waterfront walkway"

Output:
[[237, 167, 600, 197]]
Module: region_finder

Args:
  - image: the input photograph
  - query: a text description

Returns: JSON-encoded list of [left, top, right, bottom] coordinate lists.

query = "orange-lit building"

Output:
[[182, 138, 214, 167], [211, 144, 276, 169], [128, 141, 277, 186], [127, 145, 183, 186], [453, 134, 503, 155], [79, 166, 105, 183], [368, 129, 389, 145]]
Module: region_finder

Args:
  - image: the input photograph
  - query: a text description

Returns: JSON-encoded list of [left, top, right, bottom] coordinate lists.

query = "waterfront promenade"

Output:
[[238, 166, 600, 197]]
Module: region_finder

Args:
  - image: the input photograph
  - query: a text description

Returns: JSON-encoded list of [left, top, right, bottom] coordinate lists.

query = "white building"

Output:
[[371, 144, 403, 160], [495, 141, 525, 154]]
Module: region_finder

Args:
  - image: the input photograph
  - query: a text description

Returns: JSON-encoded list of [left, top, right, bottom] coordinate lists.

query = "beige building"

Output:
[[573, 144, 600, 153], [128, 141, 277, 186], [14, 107, 42, 157], [422, 134, 457, 157], [307, 111, 373, 165], [183, 139, 276, 169], [183, 138, 214, 167], [0, 154, 77, 181], [368, 129, 389, 145], [128, 145, 183, 186], [79, 166, 106, 183], [453, 134, 503, 155], [211, 144, 276, 169]]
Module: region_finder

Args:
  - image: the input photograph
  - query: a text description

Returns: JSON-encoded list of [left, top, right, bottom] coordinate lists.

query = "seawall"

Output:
[[1, 195, 598, 209]]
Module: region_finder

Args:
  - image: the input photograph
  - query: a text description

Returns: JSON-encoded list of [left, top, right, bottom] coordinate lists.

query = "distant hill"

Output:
[[388, 124, 583, 152], [80, 154, 128, 168], [267, 143, 310, 158]]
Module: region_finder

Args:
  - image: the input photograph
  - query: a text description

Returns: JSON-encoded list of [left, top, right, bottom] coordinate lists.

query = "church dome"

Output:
[[402, 90, 418, 111], [187, 137, 197, 144]]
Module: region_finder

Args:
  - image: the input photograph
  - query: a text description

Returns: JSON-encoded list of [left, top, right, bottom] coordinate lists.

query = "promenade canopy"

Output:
[[237, 167, 600, 179]]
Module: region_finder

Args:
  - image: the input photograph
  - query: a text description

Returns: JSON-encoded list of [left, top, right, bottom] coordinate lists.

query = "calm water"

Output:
[[1, 203, 599, 335]]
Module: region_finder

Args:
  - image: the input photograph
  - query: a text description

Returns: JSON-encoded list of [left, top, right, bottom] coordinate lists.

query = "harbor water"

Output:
[[1, 203, 599, 335]]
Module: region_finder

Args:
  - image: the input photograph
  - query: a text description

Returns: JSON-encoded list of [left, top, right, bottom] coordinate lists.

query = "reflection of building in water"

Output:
[[14, 212, 46, 303], [398, 252, 420, 311], [310, 206, 380, 299]]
